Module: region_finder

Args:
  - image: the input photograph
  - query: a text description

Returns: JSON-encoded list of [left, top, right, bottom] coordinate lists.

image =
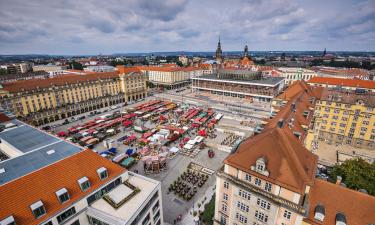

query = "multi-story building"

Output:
[[0, 67, 147, 125], [306, 89, 375, 150], [0, 149, 163, 225], [0, 114, 163, 225], [312, 66, 371, 80], [213, 81, 375, 225], [277, 67, 317, 85], [33, 65, 68, 76], [0, 63, 33, 74], [138, 66, 203, 89], [84, 66, 116, 73], [192, 68, 285, 102], [308, 77, 375, 93]]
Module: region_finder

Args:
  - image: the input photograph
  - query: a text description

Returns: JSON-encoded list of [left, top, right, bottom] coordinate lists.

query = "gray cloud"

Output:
[[0, 0, 374, 54]]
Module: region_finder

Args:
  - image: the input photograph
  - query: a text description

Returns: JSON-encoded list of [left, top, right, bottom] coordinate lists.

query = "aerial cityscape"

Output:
[[0, 0, 375, 225]]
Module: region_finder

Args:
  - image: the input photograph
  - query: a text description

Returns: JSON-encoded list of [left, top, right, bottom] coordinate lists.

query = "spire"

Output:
[[244, 45, 249, 57], [215, 35, 223, 64], [322, 48, 327, 57]]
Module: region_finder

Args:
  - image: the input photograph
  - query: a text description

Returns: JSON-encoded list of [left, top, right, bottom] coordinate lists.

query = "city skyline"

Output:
[[0, 0, 374, 54]]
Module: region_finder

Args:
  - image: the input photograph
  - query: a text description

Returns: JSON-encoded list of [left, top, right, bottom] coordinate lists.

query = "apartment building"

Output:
[[33, 65, 68, 76], [138, 66, 203, 89], [0, 149, 163, 225], [308, 77, 375, 93], [277, 67, 317, 85], [306, 89, 375, 150], [214, 81, 375, 225], [0, 67, 147, 126], [0, 63, 33, 74]]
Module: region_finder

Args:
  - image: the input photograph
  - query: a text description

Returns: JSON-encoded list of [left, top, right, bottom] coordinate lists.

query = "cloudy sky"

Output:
[[0, 0, 374, 54]]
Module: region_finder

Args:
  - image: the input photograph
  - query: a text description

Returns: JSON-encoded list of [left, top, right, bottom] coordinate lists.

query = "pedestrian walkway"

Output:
[[178, 184, 216, 225]]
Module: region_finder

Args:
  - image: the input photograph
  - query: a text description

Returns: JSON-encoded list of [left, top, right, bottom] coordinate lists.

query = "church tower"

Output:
[[244, 45, 249, 57], [215, 36, 223, 64]]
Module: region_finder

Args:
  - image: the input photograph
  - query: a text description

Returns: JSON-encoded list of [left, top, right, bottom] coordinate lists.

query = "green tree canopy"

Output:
[[68, 61, 83, 70], [329, 158, 375, 196]]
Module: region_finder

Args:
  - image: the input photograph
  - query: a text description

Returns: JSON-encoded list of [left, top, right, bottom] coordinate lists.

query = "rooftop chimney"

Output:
[[277, 119, 284, 128], [336, 176, 342, 185]]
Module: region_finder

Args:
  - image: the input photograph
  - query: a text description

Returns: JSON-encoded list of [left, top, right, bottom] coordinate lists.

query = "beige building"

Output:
[[214, 81, 375, 225], [1, 63, 32, 74], [0, 67, 147, 125], [33, 64, 68, 76], [277, 67, 317, 85], [138, 66, 203, 89]]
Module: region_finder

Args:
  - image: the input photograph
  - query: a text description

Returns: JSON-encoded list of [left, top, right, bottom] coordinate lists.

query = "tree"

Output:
[[69, 61, 83, 70], [176, 61, 184, 67], [0, 68, 7, 75], [329, 158, 375, 196]]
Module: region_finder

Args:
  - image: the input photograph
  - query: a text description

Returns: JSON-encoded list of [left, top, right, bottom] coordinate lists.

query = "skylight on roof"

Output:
[[46, 149, 55, 155]]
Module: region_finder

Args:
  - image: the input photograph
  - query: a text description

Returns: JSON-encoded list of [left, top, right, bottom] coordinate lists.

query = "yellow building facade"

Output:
[[0, 69, 147, 125], [306, 90, 375, 151]]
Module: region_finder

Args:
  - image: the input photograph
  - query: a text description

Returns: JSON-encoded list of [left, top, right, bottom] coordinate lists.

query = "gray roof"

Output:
[[0, 123, 58, 153], [0, 141, 81, 185], [0, 120, 82, 185], [192, 74, 284, 86]]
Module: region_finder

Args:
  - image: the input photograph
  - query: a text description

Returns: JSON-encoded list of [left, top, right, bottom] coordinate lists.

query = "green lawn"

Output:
[[201, 194, 215, 225]]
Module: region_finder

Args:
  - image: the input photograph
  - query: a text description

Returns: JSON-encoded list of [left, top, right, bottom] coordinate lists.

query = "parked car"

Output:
[[78, 116, 86, 120], [42, 126, 51, 131]]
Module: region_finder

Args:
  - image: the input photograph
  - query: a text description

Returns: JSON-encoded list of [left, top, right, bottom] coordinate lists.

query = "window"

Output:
[[254, 211, 268, 223], [30, 201, 46, 219], [142, 214, 150, 225], [224, 181, 229, 189], [57, 207, 76, 224], [222, 203, 227, 212], [283, 210, 292, 220], [152, 201, 159, 213], [71, 220, 80, 225], [78, 176, 90, 191], [56, 188, 70, 204], [237, 201, 249, 212], [97, 167, 108, 180], [245, 174, 251, 182], [236, 212, 247, 224], [43, 221, 53, 225], [0, 216, 17, 225], [220, 215, 227, 225], [257, 198, 271, 210], [238, 189, 251, 200], [255, 178, 261, 186], [223, 193, 228, 201], [265, 183, 272, 192]]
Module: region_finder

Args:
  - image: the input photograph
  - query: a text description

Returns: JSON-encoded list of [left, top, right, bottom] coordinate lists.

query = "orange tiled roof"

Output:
[[308, 77, 375, 89], [0, 149, 125, 225], [304, 178, 375, 225], [224, 127, 317, 194], [137, 66, 201, 72], [2, 71, 121, 93], [116, 66, 141, 74], [0, 113, 11, 123]]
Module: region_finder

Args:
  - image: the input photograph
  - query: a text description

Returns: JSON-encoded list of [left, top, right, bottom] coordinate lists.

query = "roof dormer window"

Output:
[[0, 215, 16, 225], [96, 167, 108, 180], [30, 200, 46, 219], [251, 157, 269, 177], [335, 213, 346, 225], [55, 188, 70, 204], [77, 176, 90, 191], [314, 205, 325, 222]]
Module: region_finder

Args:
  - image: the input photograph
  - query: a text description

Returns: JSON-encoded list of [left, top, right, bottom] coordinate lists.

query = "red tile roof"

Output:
[[308, 77, 375, 89], [0, 149, 125, 225], [116, 66, 141, 74], [2, 72, 120, 93], [225, 127, 317, 194], [304, 178, 375, 225], [0, 113, 11, 123], [137, 66, 201, 72]]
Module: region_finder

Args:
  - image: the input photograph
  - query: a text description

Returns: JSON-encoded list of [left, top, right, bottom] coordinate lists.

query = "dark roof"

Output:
[[192, 74, 284, 86]]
